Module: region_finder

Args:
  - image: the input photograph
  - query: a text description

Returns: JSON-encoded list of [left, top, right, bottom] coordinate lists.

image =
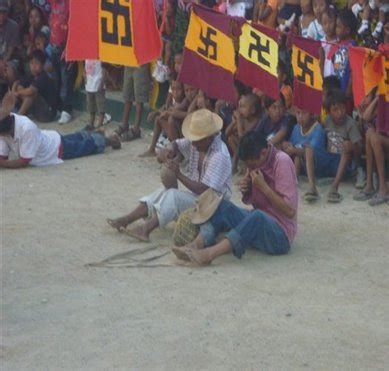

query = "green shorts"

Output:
[[122, 64, 151, 103], [86, 91, 106, 115]]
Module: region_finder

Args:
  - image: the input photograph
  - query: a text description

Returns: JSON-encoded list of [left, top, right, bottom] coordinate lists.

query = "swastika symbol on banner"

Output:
[[197, 26, 217, 60], [297, 50, 314, 86], [248, 31, 270, 68], [101, 0, 132, 47]]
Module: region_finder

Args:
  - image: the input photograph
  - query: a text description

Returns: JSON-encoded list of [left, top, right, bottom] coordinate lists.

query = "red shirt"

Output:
[[48, 0, 69, 47], [243, 146, 298, 244]]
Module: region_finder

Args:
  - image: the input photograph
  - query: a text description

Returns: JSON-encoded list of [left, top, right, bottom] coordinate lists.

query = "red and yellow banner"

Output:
[[66, 0, 162, 67], [377, 45, 389, 135], [292, 36, 323, 115], [349, 47, 382, 108], [236, 22, 279, 100], [179, 4, 238, 103]]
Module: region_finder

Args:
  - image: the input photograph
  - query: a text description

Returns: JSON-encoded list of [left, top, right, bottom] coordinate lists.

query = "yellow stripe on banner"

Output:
[[185, 12, 236, 73], [379, 55, 389, 102], [99, 0, 138, 66], [292, 45, 322, 91], [239, 23, 278, 77]]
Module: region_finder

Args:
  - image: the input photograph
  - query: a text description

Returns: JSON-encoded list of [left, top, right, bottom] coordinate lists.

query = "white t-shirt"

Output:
[[0, 114, 63, 166], [85, 60, 104, 93], [322, 37, 336, 77], [227, 2, 246, 17], [307, 19, 325, 41]]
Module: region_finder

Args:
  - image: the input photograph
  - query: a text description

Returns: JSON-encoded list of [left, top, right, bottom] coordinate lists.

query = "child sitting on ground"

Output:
[[254, 95, 294, 147], [321, 75, 341, 123], [34, 31, 54, 79], [139, 80, 185, 157], [12, 50, 58, 122], [225, 93, 262, 173], [282, 107, 327, 201], [309, 89, 362, 203], [188, 90, 214, 113]]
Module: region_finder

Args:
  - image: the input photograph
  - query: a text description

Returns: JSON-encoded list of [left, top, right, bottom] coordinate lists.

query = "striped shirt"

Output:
[[176, 135, 232, 198]]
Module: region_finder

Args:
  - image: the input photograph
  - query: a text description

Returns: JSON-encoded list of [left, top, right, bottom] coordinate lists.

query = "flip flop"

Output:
[[304, 191, 319, 202], [327, 191, 343, 203], [368, 194, 389, 206], [353, 190, 375, 201]]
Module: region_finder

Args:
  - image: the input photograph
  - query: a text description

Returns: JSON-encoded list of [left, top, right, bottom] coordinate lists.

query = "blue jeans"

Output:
[[200, 200, 290, 259], [61, 131, 106, 160]]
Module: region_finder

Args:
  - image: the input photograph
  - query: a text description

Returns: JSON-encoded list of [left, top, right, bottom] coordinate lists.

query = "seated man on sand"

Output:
[[172, 131, 298, 266], [0, 93, 121, 169], [107, 109, 232, 243]]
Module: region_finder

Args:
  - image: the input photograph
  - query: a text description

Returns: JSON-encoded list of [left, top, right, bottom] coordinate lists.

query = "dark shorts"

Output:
[[32, 94, 57, 123], [122, 64, 151, 103], [86, 91, 106, 115]]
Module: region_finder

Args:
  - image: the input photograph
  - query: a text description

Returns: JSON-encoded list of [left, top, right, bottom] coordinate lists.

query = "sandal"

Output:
[[353, 190, 375, 201], [368, 194, 389, 206], [304, 191, 319, 202], [120, 128, 141, 142], [327, 191, 343, 203]]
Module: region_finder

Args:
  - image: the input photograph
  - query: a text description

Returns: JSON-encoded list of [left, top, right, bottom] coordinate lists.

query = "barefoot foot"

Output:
[[138, 150, 156, 158], [183, 247, 212, 266], [107, 217, 129, 232], [125, 225, 150, 242]]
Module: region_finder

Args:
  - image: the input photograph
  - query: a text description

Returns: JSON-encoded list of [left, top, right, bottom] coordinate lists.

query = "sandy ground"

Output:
[[1, 113, 389, 370]]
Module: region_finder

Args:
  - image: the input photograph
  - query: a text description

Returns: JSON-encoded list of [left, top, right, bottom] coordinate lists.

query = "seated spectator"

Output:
[[307, 0, 327, 41], [12, 49, 58, 122], [253, 0, 279, 29], [318, 90, 364, 203], [282, 107, 327, 202], [34, 31, 54, 78], [172, 131, 298, 266], [188, 90, 214, 113], [0, 0, 20, 62], [107, 109, 232, 243], [26, 5, 50, 43], [321, 75, 341, 123], [254, 95, 293, 146], [139, 79, 185, 157], [0, 93, 121, 169], [225, 93, 262, 173], [277, 60, 293, 109], [299, 0, 315, 37]]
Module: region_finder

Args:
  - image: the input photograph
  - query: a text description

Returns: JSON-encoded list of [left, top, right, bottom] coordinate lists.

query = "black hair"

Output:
[[323, 75, 341, 91], [28, 5, 46, 25], [244, 93, 262, 115], [238, 131, 268, 161], [29, 49, 46, 65], [0, 115, 15, 134], [337, 9, 358, 35], [34, 31, 48, 44], [263, 94, 285, 110], [322, 6, 337, 20], [325, 89, 347, 111]]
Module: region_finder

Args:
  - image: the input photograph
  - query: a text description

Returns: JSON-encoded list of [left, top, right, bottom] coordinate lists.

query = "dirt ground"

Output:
[[1, 114, 389, 370]]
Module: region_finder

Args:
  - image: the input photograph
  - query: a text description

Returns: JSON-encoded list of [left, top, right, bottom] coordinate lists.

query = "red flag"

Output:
[[349, 47, 382, 108], [179, 5, 238, 103], [377, 45, 389, 135], [292, 36, 323, 115], [66, 0, 162, 66], [236, 22, 280, 100]]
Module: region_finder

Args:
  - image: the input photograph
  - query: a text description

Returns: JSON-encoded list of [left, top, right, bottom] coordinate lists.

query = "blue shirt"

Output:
[[290, 122, 326, 150]]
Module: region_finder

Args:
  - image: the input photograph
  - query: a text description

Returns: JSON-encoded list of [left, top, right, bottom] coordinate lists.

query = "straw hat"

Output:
[[182, 109, 223, 142], [191, 188, 223, 225]]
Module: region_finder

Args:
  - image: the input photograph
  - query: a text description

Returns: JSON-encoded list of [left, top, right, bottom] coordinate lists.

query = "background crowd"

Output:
[[0, 0, 388, 205]]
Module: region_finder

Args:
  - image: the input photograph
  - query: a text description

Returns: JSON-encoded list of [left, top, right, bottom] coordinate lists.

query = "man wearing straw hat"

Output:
[[107, 108, 232, 243]]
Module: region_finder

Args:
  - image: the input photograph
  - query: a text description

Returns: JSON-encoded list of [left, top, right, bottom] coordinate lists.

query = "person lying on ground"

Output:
[[172, 130, 298, 266], [107, 108, 232, 243], [225, 93, 262, 174], [0, 92, 121, 168]]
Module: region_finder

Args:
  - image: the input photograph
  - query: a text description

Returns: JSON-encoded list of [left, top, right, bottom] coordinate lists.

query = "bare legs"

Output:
[[107, 203, 148, 231]]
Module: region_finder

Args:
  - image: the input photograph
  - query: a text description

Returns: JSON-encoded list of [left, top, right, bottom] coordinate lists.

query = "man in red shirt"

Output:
[[173, 131, 298, 265]]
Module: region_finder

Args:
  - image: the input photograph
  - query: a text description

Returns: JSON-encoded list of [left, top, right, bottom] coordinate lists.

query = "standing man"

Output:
[[107, 109, 232, 242], [173, 131, 298, 265]]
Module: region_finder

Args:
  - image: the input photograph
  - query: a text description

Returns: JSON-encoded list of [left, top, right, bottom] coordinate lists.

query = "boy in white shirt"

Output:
[[0, 93, 121, 169]]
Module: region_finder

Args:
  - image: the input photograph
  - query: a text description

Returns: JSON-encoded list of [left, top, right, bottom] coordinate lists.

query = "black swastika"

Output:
[[385, 67, 389, 85], [248, 32, 270, 68], [197, 27, 218, 60], [101, 0, 132, 47], [297, 50, 314, 86]]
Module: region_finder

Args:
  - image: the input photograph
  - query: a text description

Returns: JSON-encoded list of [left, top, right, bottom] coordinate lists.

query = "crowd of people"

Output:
[[0, 0, 388, 265]]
